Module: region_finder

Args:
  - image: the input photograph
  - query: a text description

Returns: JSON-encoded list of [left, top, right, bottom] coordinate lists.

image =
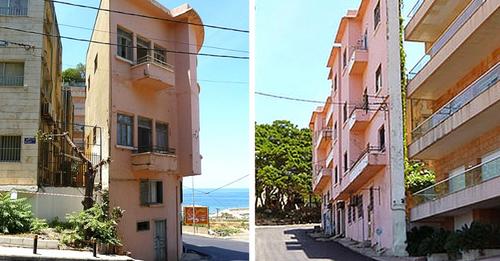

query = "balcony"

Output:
[[130, 56, 175, 91], [411, 155, 500, 222], [409, 63, 500, 159], [314, 128, 332, 150], [407, 0, 499, 99], [313, 166, 332, 194], [131, 146, 177, 175], [348, 46, 368, 75], [326, 149, 334, 168], [347, 107, 372, 132], [339, 145, 387, 198], [405, 0, 474, 42]]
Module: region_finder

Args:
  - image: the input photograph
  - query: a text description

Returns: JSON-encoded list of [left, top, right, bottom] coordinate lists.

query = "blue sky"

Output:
[[54, 0, 249, 189], [255, 0, 425, 128]]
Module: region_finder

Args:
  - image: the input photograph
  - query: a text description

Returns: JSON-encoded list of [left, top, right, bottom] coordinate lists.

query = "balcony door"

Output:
[[138, 117, 152, 153]]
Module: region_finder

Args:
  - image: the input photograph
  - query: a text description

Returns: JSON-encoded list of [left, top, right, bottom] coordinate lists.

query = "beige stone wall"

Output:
[[0, 0, 46, 186], [433, 126, 500, 181]]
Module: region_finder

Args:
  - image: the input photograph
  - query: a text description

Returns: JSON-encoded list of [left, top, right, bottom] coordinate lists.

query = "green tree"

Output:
[[62, 63, 85, 83], [255, 120, 314, 213]]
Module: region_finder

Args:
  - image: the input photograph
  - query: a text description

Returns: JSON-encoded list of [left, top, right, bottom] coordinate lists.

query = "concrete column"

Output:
[[386, 0, 408, 256]]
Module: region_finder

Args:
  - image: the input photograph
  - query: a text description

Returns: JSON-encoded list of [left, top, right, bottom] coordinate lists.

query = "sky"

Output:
[[255, 0, 425, 129], [54, 0, 249, 189]]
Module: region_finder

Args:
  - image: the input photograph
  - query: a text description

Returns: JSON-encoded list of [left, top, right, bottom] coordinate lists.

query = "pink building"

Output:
[[85, 1, 203, 260], [406, 0, 500, 233], [311, 0, 406, 255]]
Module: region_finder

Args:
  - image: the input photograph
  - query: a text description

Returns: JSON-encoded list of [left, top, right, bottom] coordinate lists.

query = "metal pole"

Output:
[[192, 176, 195, 234], [33, 235, 38, 254], [93, 240, 97, 257]]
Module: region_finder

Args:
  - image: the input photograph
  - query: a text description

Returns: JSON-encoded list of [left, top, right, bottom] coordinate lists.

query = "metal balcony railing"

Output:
[[0, 76, 24, 86], [412, 63, 499, 140], [407, 0, 487, 81], [133, 146, 176, 155], [349, 144, 385, 172], [0, 7, 28, 16], [413, 155, 500, 206], [136, 55, 174, 70]]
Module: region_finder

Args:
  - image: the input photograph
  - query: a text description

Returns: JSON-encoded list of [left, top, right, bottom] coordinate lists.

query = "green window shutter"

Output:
[[140, 180, 149, 205], [157, 181, 163, 204]]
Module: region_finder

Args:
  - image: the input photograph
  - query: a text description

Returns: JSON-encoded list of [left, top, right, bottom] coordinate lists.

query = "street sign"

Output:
[[24, 137, 36, 144]]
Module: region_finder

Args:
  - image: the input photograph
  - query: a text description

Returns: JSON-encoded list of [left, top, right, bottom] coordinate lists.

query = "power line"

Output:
[[47, 0, 249, 34], [255, 91, 388, 107], [204, 174, 249, 195], [0, 26, 249, 60], [57, 23, 248, 54]]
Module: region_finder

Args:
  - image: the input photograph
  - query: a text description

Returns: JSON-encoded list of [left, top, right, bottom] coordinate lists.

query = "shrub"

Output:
[[405, 161, 435, 194], [417, 229, 449, 255], [0, 193, 34, 234], [213, 226, 240, 237], [406, 226, 435, 256], [459, 222, 498, 254], [63, 203, 123, 247], [30, 218, 48, 234]]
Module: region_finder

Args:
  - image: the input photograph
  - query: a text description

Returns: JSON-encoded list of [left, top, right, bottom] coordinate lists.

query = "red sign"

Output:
[[184, 206, 209, 225]]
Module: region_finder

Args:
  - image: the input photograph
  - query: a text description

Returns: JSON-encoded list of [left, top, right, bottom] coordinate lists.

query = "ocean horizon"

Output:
[[182, 188, 249, 214]]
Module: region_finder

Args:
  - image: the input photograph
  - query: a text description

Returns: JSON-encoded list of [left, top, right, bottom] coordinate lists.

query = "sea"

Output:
[[182, 188, 249, 215]]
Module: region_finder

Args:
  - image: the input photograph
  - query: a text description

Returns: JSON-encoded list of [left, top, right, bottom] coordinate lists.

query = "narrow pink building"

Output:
[[311, 0, 407, 255], [85, 1, 203, 260]]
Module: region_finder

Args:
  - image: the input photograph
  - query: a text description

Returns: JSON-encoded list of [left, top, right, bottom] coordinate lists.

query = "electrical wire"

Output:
[[0, 26, 249, 60], [203, 174, 249, 195], [46, 0, 249, 34]]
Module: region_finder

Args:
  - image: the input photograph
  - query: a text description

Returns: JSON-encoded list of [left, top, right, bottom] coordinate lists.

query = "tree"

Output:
[[255, 120, 313, 213], [62, 63, 86, 83]]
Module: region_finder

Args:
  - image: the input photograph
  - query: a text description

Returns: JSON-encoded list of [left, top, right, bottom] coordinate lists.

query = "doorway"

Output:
[[154, 220, 167, 261]]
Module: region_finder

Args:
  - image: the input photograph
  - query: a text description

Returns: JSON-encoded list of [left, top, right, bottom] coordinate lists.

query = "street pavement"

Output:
[[183, 234, 249, 261], [256, 225, 376, 261]]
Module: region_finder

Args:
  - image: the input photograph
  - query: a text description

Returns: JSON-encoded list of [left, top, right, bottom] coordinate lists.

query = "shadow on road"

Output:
[[283, 228, 375, 261], [184, 243, 249, 261]]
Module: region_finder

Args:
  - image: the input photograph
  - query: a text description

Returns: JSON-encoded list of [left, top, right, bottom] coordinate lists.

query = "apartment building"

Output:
[[64, 81, 86, 148], [85, 1, 203, 260], [406, 0, 500, 231], [311, 0, 406, 255], [0, 0, 85, 219]]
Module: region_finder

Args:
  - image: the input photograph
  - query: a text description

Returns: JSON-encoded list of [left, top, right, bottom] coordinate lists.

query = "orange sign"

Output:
[[184, 206, 209, 225]]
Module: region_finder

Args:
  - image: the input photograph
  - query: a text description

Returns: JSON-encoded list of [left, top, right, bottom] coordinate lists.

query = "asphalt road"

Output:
[[256, 225, 376, 261], [183, 234, 249, 261]]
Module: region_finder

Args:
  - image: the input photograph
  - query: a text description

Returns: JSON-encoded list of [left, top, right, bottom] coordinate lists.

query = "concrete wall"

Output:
[[25, 187, 84, 221]]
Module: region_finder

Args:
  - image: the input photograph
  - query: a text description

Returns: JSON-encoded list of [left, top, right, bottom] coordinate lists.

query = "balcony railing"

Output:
[[133, 146, 176, 155], [407, 0, 424, 18], [412, 63, 500, 140], [136, 55, 174, 71], [0, 7, 28, 16], [413, 155, 500, 206], [350, 144, 385, 171], [0, 76, 24, 86], [407, 0, 486, 81]]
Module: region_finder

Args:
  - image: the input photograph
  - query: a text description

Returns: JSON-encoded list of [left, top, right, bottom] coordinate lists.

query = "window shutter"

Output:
[[157, 181, 163, 204], [140, 180, 149, 205]]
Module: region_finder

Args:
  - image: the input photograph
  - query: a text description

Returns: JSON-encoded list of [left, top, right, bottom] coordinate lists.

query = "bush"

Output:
[[405, 161, 435, 194], [417, 229, 449, 255], [406, 226, 435, 256], [0, 193, 34, 234], [62, 203, 123, 248], [30, 218, 48, 234], [213, 227, 240, 237], [459, 222, 500, 253]]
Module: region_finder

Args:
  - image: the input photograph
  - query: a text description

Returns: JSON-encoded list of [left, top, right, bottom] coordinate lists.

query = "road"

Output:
[[183, 234, 249, 261], [256, 225, 376, 261]]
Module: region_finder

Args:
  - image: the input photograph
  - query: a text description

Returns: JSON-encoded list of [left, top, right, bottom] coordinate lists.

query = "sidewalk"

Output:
[[0, 246, 138, 261]]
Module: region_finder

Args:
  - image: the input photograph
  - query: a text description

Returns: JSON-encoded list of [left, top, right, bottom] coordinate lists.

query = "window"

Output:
[[375, 65, 382, 93], [374, 1, 381, 30], [342, 48, 347, 69], [379, 125, 385, 150], [334, 166, 338, 184], [333, 121, 337, 140], [156, 122, 169, 153], [368, 187, 374, 211], [0, 0, 28, 16], [137, 221, 150, 231], [0, 62, 24, 86], [357, 195, 363, 218], [154, 44, 167, 64], [136, 37, 150, 63], [117, 27, 133, 61], [138, 117, 152, 152], [92, 126, 97, 145], [117, 114, 133, 147], [94, 54, 98, 73], [140, 180, 163, 205], [0, 136, 21, 162], [343, 152, 348, 173], [87, 76, 90, 91], [343, 102, 348, 123], [333, 75, 337, 92], [347, 204, 352, 223]]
